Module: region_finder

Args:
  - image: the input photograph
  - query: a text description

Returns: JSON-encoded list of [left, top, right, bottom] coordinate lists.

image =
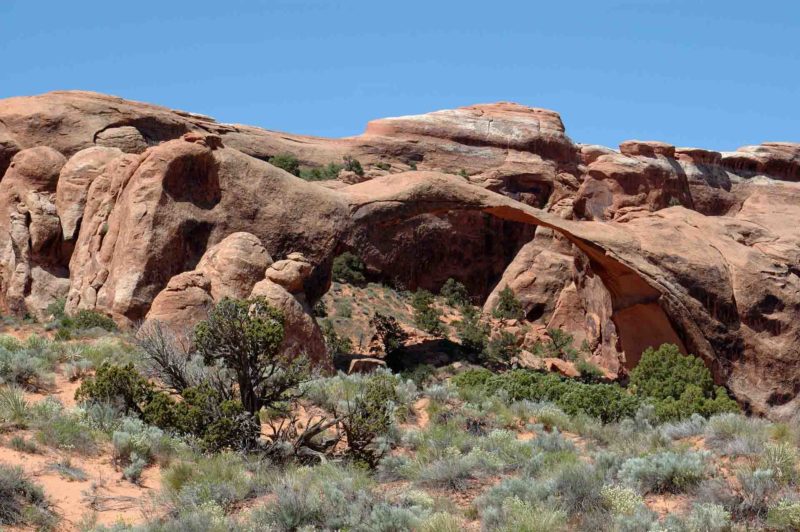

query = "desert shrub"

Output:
[[9, 435, 38, 453], [337, 373, 400, 466], [374, 161, 391, 171], [335, 299, 353, 318], [268, 153, 300, 176], [137, 322, 237, 402], [369, 313, 408, 356], [419, 512, 461, 532], [332, 251, 367, 284], [492, 286, 524, 320], [156, 384, 259, 452], [46, 297, 67, 321], [299, 161, 342, 181], [759, 442, 797, 484], [737, 468, 780, 518], [412, 289, 446, 337], [162, 453, 263, 512], [194, 297, 308, 417], [705, 412, 769, 456], [417, 453, 481, 490], [440, 278, 470, 307], [557, 382, 641, 423], [343, 155, 364, 176], [35, 407, 98, 454], [513, 400, 571, 431], [0, 385, 30, 426], [0, 464, 55, 527], [684, 503, 732, 532], [112, 416, 177, 468], [306, 371, 409, 467], [473, 430, 538, 472], [618, 450, 709, 494], [0, 336, 59, 391], [483, 496, 567, 532], [601, 485, 644, 515], [482, 331, 520, 367], [631, 344, 739, 421], [69, 309, 117, 331], [256, 463, 419, 531], [659, 413, 707, 440], [552, 462, 605, 515], [320, 318, 353, 356], [767, 500, 800, 531], [76, 337, 139, 367]]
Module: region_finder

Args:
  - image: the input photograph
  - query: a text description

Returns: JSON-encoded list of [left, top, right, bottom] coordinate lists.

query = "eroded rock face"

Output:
[[146, 232, 274, 334], [56, 147, 124, 241], [0, 147, 68, 315], [0, 90, 799, 419]]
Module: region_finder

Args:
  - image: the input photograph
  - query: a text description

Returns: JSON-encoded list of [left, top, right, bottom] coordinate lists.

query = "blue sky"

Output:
[[2, 1, 797, 150]]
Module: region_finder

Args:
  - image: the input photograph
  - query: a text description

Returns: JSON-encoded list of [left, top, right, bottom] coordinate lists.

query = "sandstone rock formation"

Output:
[[0, 90, 798, 420]]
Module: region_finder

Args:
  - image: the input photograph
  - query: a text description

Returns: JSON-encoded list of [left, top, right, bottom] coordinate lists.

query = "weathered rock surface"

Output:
[[0, 90, 799, 419]]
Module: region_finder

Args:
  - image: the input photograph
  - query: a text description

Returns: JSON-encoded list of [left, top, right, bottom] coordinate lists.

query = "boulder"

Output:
[[250, 277, 327, 364]]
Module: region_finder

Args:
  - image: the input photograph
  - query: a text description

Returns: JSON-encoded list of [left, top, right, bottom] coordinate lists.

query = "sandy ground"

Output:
[[0, 437, 159, 530]]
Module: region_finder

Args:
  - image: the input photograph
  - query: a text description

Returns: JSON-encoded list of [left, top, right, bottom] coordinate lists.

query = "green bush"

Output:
[[343, 155, 364, 176], [268, 153, 300, 176], [369, 313, 408, 357], [492, 286, 524, 320], [195, 298, 307, 417], [69, 309, 117, 331], [458, 369, 640, 423], [412, 290, 446, 337], [482, 331, 520, 367], [75, 362, 154, 416], [540, 329, 579, 361], [451, 368, 494, 391], [631, 344, 739, 421], [455, 306, 489, 354], [299, 162, 342, 181], [332, 251, 367, 285], [440, 278, 470, 307]]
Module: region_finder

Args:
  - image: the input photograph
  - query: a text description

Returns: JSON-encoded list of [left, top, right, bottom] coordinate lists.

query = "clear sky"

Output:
[[2, 0, 797, 151]]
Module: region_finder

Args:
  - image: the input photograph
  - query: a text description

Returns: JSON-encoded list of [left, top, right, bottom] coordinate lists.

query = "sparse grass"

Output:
[[8, 435, 38, 454], [0, 463, 57, 528], [49, 457, 88, 481]]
